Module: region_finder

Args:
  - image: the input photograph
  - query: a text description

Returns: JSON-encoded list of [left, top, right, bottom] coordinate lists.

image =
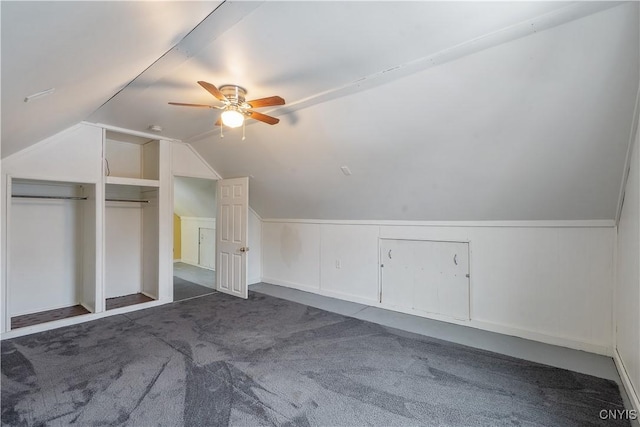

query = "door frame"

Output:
[[171, 174, 219, 302]]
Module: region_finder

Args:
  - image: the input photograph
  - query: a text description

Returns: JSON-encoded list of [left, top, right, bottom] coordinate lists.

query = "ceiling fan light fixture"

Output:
[[221, 109, 245, 128]]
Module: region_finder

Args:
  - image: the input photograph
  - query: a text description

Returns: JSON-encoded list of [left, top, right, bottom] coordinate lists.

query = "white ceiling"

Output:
[[174, 176, 216, 218], [2, 1, 639, 221], [1, 1, 221, 157]]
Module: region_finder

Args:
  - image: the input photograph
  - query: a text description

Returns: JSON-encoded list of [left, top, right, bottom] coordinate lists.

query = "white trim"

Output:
[[259, 279, 612, 356], [3, 176, 12, 331], [379, 237, 470, 244], [10, 302, 90, 318], [616, 84, 640, 225], [469, 318, 612, 357], [612, 225, 618, 351], [614, 348, 640, 413], [84, 122, 181, 143], [262, 277, 379, 306], [1, 299, 170, 340], [261, 218, 615, 228], [180, 216, 216, 223], [249, 206, 263, 221], [177, 259, 215, 271], [105, 176, 160, 187], [5, 174, 100, 186]]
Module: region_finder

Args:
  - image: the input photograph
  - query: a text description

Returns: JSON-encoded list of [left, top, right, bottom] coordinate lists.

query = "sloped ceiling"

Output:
[[174, 176, 216, 218], [1, 1, 221, 157], [3, 2, 639, 221]]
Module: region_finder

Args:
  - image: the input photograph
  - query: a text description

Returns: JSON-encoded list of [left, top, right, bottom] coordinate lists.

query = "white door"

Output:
[[381, 239, 470, 320], [198, 228, 216, 270], [216, 177, 249, 298]]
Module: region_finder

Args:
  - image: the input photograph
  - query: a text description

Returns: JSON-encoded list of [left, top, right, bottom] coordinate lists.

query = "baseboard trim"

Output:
[[10, 301, 91, 318], [614, 347, 640, 413], [261, 279, 612, 356], [1, 299, 169, 340], [261, 277, 319, 293], [263, 277, 380, 306], [469, 319, 611, 356], [178, 259, 215, 271]]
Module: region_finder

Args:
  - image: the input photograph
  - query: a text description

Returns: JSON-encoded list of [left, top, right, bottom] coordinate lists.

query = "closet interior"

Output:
[[8, 179, 97, 328], [103, 131, 161, 310], [4, 130, 166, 330]]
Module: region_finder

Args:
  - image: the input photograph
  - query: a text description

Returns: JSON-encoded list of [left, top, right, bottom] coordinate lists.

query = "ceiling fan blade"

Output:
[[214, 117, 222, 127], [198, 81, 227, 102], [248, 110, 280, 125], [168, 102, 213, 108], [246, 96, 285, 108]]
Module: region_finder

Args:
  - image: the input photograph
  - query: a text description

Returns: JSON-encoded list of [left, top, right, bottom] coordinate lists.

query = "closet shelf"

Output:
[[105, 176, 160, 187]]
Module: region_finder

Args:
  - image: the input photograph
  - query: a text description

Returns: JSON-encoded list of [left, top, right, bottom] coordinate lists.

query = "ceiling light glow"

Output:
[[221, 109, 244, 128]]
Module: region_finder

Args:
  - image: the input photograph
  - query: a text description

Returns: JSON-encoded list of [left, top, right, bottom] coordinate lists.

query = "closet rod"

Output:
[[106, 198, 149, 203], [12, 195, 87, 200]]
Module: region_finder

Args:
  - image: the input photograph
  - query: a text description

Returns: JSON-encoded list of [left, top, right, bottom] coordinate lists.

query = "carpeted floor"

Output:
[[173, 276, 216, 302], [1, 291, 630, 426]]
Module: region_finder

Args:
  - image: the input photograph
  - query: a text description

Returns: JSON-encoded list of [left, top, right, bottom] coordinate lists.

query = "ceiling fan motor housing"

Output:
[[219, 85, 247, 106]]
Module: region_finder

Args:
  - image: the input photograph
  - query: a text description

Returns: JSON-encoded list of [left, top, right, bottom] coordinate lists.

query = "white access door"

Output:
[[216, 177, 249, 299], [381, 239, 470, 320], [198, 228, 216, 270]]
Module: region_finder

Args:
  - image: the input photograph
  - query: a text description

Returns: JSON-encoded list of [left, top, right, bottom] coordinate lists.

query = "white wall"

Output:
[[1, 124, 103, 332], [174, 176, 216, 218], [180, 217, 216, 267], [262, 220, 615, 355], [9, 196, 83, 315], [615, 112, 640, 411], [248, 209, 262, 285], [172, 142, 220, 180], [105, 203, 142, 298]]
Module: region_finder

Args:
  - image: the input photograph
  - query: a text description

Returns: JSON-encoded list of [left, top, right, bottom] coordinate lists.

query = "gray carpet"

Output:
[[1, 291, 629, 426], [173, 276, 216, 302]]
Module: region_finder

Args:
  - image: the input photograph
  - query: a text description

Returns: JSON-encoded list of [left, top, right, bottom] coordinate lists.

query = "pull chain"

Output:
[[220, 122, 224, 139], [242, 119, 246, 141]]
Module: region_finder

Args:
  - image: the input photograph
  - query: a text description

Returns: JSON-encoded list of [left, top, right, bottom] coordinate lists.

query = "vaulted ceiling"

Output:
[[2, 1, 639, 221]]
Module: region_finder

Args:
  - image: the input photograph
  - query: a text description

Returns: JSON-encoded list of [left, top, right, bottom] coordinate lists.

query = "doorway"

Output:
[[173, 176, 217, 301]]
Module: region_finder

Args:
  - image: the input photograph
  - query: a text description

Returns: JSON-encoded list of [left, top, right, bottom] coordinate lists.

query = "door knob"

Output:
[[239, 247, 250, 253]]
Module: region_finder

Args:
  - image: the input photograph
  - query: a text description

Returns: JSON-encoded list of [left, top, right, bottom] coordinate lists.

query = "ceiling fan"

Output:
[[169, 81, 285, 129]]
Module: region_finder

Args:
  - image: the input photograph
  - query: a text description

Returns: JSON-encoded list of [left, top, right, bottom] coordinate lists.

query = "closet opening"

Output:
[[172, 176, 217, 302], [7, 178, 97, 329], [103, 130, 162, 310], [104, 184, 159, 310]]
